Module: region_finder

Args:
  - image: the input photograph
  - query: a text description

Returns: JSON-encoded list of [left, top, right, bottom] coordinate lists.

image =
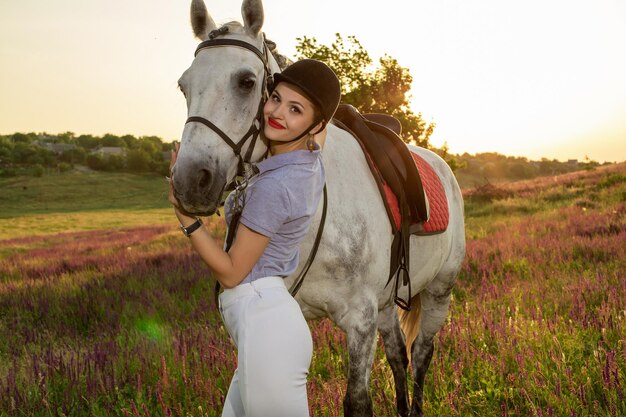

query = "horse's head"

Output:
[[172, 0, 279, 216]]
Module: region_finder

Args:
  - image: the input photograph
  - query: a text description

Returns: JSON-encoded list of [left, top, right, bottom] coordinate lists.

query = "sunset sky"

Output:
[[1, 0, 625, 162]]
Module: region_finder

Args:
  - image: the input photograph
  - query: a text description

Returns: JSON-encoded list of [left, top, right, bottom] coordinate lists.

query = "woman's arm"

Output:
[[169, 144, 269, 288], [175, 211, 269, 288]]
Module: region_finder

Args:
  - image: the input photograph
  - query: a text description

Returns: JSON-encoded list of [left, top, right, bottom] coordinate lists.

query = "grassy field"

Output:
[[0, 170, 173, 239], [0, 164, 624, 416]]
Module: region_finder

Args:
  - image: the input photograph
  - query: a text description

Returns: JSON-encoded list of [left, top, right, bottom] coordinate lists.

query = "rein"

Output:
[[289, 184, 327, 296], [223, 182, 328, 299]]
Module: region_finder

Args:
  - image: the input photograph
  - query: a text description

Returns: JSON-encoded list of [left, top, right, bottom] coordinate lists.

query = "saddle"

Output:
[[333, 104, 430, 310]]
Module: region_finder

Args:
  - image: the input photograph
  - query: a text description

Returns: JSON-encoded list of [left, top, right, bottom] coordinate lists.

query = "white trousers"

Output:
[[219, 276, 313, 417]]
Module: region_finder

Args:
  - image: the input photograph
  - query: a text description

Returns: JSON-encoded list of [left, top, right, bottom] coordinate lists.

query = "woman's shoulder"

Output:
[[256, 158, 311, 182], [249, 170, 291, 200]]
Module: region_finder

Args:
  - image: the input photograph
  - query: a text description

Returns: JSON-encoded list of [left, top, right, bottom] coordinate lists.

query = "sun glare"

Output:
[[0, 0, 625, 162]]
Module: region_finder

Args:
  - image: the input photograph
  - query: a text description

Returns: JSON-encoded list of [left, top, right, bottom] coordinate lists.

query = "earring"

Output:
[[306, 135, 316, 152]]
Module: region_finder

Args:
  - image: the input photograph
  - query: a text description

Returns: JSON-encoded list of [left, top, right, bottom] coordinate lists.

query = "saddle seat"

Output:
[[363, 113, 403, 136]]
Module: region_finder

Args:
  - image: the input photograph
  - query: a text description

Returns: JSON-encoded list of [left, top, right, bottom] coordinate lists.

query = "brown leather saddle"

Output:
[[333, 105, 429, 228], [332, 104, 429, 310]]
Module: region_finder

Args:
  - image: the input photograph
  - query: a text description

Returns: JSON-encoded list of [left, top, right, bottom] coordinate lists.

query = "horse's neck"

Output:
[[323, 123, 374, 184]]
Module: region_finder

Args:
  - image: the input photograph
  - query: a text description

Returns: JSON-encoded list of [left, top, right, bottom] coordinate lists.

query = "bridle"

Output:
[[187, 31, 328, 299], [185, 32, 272, 177]]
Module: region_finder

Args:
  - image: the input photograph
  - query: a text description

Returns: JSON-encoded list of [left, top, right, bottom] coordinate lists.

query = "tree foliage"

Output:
[[0, 132, 171, 177], [295, 34, 435, 147], [454, 152, 601, 188]]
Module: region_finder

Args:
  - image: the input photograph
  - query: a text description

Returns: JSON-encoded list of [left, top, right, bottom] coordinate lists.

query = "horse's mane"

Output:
[[212, 21, 291, 70], [265, 38, 291, 70]]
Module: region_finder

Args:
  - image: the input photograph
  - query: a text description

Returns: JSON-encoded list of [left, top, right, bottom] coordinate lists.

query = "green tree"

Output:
[[77, 134, 99, 150], [138, 137, 161, 158], [434, 142, 465, 172], [508, 161, 536, 179], [59, 148, 86, 165], [122, 134, 139, 149], [106, 154, 125, 172], [126, 149, 151, 172], [57, 131, 75, 143], [295, 33, 435, 147], [153, 160, 171, 176], [101, 134, 126, 148], [86, 154, 106, 171], [11, 133, 32, 143], [0, 143, 13, 164], [12, 143, 37, 163]]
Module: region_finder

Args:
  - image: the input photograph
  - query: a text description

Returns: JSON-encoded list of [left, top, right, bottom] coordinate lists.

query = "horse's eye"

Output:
[[239, 77, 255, 91]]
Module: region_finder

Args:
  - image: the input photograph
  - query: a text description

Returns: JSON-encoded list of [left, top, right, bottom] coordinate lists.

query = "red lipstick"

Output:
[[267, 118, 285, 129]]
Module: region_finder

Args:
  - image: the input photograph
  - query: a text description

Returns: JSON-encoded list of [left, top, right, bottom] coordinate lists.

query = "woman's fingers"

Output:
[[168, 178, 179, 207], [170, 141, 179, 170], [168, 142, 181, 208]]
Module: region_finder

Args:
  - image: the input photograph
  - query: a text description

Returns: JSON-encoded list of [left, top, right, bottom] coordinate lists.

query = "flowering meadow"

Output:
[[1, 163, 624, 416]]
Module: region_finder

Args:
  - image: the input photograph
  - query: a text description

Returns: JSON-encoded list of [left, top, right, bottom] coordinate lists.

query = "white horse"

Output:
[[171, 1, 465, 416]]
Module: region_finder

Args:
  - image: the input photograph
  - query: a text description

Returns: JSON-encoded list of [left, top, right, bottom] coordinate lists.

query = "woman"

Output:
[[169, 59, 341, 417]]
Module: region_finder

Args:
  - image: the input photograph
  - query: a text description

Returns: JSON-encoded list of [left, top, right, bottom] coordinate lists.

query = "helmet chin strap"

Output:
[[274, 118, 324, 145]]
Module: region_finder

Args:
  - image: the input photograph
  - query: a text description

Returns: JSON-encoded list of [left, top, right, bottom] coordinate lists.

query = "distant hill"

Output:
[[463, 161, 625, 200], [450, 151, 608, 189]]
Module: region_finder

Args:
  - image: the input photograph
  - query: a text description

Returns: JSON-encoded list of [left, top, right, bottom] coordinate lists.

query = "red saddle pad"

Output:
[[382, 152, 449, 234]]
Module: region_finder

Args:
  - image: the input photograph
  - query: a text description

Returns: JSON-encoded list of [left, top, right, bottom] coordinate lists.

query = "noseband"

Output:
[[185, 34, 272, 177]]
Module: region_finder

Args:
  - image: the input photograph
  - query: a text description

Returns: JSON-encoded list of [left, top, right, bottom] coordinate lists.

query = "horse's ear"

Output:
[[190, 0, 217, 40], [241, 0, 264, 37]]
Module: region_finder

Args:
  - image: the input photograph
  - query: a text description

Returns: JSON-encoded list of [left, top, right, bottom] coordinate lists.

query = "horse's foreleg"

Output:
[[341, 302, 378, 417], [377, 304, 410, 417], [409, 288, 452, 417]]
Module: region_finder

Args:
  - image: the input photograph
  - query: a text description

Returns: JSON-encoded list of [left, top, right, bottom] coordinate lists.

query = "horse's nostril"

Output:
[[198, 169, 212, 189]]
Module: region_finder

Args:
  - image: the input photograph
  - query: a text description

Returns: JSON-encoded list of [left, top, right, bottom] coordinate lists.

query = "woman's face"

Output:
[[263, 83, 318, 142]]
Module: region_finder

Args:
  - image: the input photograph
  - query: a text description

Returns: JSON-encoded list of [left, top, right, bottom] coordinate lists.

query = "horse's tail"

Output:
[[398, 294, 421, 363]]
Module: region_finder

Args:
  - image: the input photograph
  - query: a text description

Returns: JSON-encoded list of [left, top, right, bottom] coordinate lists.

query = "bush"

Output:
[[59, 148, 86, 165], [154, 160, 171, 177], [126, 149, 151, 173], [466, 182, 513, 203], [105, 154, 125, 172], [0, 167, 17, 177], [86, 154, 106, 171], [32, 164, 45, 177], [58, 162, 72, 173]]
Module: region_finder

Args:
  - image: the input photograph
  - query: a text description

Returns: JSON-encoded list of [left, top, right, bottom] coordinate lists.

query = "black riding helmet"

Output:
[[271, 59, 341, 137]]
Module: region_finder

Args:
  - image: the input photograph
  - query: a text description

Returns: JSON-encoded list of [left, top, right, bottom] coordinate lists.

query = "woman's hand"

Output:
[[168, 142, 180, 208], [167, 140, 269, 288], [168, 142, 195, 224]]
